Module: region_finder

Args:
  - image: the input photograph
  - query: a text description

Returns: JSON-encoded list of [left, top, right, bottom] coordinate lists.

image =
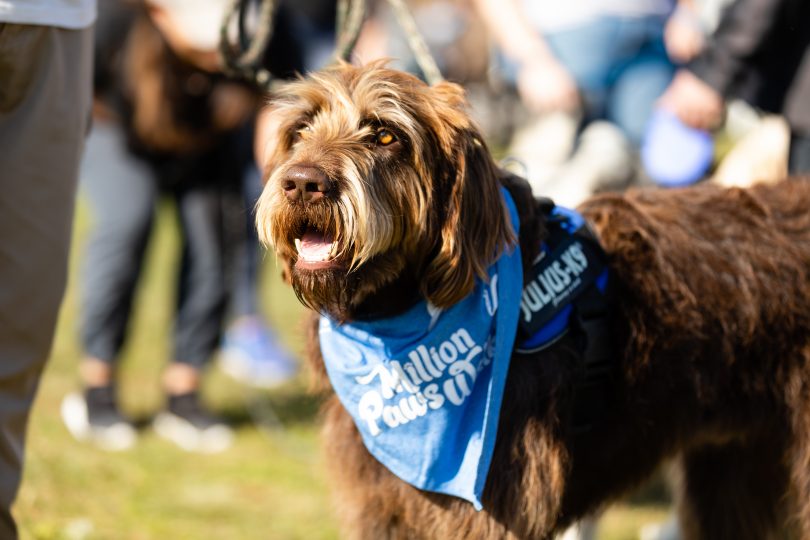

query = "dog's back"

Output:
[[582, 179, 810, 375], [564, 179, 810, 538]]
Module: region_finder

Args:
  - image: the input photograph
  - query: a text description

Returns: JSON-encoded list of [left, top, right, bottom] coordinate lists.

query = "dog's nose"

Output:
[[282, 165, 333, 202]]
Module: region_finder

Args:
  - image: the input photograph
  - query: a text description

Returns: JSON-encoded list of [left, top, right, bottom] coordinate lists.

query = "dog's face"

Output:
[[256, 62, 514, 319]]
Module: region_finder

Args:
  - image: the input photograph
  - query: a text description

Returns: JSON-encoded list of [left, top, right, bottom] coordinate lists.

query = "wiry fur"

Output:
[[257, 62, 810, 539]]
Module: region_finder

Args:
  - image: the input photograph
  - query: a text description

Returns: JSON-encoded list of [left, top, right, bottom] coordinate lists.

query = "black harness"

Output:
[[515, 198, 616, 433]]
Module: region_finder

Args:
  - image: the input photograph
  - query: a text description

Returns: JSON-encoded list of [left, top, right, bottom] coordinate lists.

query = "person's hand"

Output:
[[664, 7, 705, 63], [516, 57, 581, 113], [658, 70, 725, 130]]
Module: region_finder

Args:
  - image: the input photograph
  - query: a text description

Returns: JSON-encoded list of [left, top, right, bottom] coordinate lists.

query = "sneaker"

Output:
[[219, 316, 298, 388], [61, 386, 137, 451], [153, 392, 233, 453]]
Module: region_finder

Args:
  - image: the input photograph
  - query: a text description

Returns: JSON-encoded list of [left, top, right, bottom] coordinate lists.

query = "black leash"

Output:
[[218, 0, 444, 91]]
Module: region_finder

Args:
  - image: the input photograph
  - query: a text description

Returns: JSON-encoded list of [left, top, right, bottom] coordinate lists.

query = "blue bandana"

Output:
[[319, 189, 523, 510]]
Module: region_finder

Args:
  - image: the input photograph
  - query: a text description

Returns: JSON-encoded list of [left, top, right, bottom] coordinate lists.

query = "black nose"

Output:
[[282, 165, 333, 202]]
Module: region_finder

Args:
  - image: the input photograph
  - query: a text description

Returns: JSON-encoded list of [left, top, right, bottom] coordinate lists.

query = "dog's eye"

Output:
[[375, 129, 396, 146], [296, 125, 312, 140]]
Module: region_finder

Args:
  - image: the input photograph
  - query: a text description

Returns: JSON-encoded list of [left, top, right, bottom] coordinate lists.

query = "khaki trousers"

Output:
[[0, 23, 93, 538]]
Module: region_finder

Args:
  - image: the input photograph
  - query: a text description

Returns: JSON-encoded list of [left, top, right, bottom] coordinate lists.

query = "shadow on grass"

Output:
[[220, 389, 326, 429], [127, 389, 325, 431]]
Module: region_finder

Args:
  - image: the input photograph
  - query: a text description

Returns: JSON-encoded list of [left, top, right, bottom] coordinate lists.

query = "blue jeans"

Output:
[[504, 15, 676, 146], [547, 16, 675, 145]]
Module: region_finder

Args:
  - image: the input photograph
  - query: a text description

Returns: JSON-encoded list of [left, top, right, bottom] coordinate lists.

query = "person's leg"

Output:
[[544, 19, 624, 124], [79, 120, 157, 378], [170, 183, 242, 374], [606, 18, 676, 146], [788, 133, 810, 174], [154, 180, 243, 453], [219, 163, 299, 387], [228, 164, 263, 322], [61, 120, 157, 451], [0, 23, 93, 535]]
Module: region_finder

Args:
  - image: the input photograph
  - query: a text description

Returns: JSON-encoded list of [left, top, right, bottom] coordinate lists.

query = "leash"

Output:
[[219, 0, 277, 89], [381, 0, 444, 85], [218, 0, 445, 91]]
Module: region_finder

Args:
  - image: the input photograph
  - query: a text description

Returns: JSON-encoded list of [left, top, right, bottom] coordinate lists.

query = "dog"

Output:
[[256, 61, 810, 539]]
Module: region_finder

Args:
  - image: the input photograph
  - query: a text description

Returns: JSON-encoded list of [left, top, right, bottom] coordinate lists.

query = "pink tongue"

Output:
[[300, 230, 334, 260]]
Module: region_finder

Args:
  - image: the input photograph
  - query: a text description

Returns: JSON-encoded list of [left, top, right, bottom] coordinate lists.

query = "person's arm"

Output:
[[471, 0, 579, 113], [471, 0, 551, 67], [660, 0, 785, 129], [689, 0, 786, 96], [664, 0, 705, 64]]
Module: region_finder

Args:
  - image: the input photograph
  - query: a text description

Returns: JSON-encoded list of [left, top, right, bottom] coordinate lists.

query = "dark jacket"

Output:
[[689, 0, 810, 134]]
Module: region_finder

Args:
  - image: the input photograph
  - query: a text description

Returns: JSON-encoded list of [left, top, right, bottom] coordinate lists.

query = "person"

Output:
[[659, 0, 810, 174], [473, 0, 707, 204], [64, 0, 336, 452], [61, 0, 260, 453], [0, 0, 96, 535]]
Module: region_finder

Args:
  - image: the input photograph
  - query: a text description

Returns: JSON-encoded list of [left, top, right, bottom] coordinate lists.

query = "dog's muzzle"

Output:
[[280, 164, 340, 269]]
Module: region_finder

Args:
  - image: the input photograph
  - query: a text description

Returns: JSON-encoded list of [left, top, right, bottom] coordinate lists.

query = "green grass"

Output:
[[14, 201, 669, 539]]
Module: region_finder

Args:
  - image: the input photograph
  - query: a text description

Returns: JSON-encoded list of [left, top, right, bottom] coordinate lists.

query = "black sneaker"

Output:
[[61, 386, 137, 451], [153, 392, 233, 453]]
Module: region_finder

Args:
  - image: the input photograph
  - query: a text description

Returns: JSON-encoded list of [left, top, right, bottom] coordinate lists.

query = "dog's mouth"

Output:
[[293, 225, 340, 270]]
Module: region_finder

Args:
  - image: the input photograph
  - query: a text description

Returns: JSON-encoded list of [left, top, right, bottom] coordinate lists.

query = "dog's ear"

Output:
[[422, 89, 516, 308]]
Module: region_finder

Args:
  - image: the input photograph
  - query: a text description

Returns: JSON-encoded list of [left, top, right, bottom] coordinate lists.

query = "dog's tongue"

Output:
[[299, 230, 334, 262]]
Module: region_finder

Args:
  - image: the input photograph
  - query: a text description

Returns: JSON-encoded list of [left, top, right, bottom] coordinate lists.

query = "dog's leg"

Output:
[[787, 364, 810, 538], [322, 398, 431, 540], [672, 436, 790, 540]]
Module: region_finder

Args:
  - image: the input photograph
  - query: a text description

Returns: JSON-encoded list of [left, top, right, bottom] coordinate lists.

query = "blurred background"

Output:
[[15, 0, 797, 537]]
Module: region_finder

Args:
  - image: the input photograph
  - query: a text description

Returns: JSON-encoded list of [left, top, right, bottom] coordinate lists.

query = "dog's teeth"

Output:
[[294, 234, 337, 263]]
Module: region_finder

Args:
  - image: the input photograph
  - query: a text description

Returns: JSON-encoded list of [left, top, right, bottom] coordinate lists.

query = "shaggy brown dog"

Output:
[[256, 62, 810, 539]]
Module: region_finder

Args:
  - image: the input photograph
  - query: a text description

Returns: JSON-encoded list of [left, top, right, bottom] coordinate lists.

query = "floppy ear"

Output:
[[423, 123, 516, 308]]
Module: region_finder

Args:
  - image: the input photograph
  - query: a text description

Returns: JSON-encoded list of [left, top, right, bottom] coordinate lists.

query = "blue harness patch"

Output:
[[518, 205, 609, 353]]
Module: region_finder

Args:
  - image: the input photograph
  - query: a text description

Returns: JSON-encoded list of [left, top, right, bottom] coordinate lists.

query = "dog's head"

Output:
[[256, 62, 515, 319]]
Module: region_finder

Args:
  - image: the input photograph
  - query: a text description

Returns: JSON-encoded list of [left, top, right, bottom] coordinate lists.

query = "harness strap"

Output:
[[514, 200, 616, 433], [569, 286, 616, 433]]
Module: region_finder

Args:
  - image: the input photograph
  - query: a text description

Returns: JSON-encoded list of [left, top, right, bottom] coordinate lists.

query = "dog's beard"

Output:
[[289, 252, 413, 320]]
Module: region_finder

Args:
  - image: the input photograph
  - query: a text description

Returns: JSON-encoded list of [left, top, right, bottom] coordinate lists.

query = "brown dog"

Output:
[[256, 62, 810, 539]]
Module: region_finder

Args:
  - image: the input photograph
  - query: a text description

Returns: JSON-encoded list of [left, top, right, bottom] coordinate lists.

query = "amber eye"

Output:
[[296, 125, 312, 140], [376, 129, 396, 146]]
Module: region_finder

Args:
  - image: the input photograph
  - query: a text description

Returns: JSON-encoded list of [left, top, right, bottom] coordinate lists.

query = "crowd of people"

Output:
[[1, 0, 809, 536]]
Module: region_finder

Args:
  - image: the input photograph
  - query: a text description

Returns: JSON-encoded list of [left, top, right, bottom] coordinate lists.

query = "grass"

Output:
[[13, 200, 669, 539]]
